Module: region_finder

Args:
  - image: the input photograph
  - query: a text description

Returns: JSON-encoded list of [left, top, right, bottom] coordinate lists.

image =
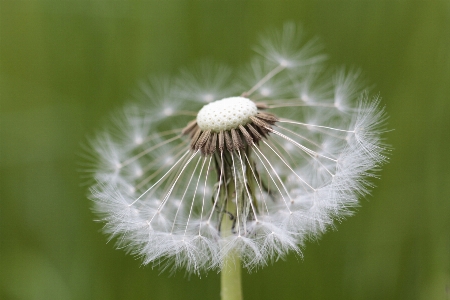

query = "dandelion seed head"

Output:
[[86, 22, 389, 275]]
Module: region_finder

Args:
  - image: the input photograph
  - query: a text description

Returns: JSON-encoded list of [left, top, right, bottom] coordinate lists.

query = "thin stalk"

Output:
[[221, 250, 243, 300], [220, 154, 243, 300]]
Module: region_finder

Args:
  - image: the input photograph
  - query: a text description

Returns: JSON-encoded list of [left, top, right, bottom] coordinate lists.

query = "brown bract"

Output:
[[182, 107, 278, 156]]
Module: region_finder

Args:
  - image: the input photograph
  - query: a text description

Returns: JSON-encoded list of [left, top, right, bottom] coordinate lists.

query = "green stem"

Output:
[[221, 251, 243, 300], [220, 154, 243, 300]]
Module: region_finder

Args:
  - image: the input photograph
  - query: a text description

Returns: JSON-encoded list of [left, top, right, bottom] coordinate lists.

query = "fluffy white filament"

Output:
[[87, 23, 388, 274]]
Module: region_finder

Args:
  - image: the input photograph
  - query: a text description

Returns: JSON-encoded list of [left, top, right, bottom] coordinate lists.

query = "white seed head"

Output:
[[196, 97, 257, 132], [87, 22, 389, 275]]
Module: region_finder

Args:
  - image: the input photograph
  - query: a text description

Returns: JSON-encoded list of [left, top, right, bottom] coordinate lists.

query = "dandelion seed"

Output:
[[87, 23, 388, 277]]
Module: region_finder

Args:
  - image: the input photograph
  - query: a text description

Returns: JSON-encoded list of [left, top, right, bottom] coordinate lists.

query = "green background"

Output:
[[1, 1, 449, 299]]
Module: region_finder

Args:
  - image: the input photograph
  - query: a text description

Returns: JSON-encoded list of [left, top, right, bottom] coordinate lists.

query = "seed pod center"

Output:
[[197, 97, 258, 132]]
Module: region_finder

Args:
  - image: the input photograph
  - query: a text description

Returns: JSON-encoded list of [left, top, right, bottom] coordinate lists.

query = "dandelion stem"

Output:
[[220, 163, 243, 300], [221, 250, 243, 300], [220, 159, 242, 300]]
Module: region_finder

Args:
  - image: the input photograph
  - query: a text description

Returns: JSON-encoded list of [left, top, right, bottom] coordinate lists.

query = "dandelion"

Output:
[[87, 23, 388, 299]]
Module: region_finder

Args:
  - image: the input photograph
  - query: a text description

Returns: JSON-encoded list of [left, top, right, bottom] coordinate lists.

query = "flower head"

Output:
[[88, 23, 388, 274]]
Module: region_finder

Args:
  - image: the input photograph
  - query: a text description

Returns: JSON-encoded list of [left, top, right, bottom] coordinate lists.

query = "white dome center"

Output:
[[196, 97, 257, 132]]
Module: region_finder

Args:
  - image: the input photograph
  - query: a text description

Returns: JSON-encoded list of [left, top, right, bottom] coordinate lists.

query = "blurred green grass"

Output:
[[1, 1, 449, 299]]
